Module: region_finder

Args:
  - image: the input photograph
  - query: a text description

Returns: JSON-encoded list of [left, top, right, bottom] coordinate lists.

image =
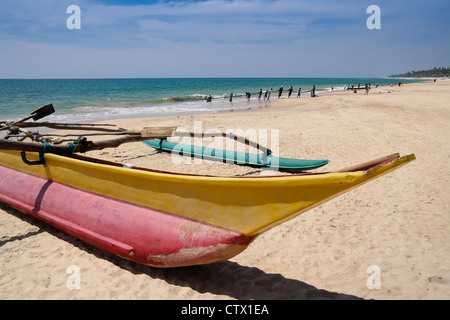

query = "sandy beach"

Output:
[[0, 80, 449, 300]]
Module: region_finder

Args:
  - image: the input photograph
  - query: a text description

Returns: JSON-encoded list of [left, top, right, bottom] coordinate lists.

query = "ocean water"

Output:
[[0, 78, 421, 123]]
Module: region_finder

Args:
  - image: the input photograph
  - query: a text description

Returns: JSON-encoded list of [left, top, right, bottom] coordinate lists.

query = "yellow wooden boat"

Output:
[[0, 149, 415, 267]]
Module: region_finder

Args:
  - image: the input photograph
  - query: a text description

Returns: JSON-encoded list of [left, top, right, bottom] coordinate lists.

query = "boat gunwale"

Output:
[[71, 152, 411, 180]]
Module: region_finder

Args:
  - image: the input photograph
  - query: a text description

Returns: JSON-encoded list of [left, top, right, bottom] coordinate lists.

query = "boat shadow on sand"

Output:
[[1, 202, 362, 300]]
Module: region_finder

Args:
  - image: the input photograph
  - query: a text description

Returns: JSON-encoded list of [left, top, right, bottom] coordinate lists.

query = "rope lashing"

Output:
[[68, 137, 82, 155], [38, 142, 53, 166]]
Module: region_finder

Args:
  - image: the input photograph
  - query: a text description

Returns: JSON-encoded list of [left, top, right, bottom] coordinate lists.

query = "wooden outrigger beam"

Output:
[[0, 127, 176, 155]]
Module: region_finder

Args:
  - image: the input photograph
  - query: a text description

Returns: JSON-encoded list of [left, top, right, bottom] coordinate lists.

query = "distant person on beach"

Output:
[[311, 85, 316, 97], [287, 86, 293, 98], [229, 93, 233, 102], [267, 88, 273, 100], [246, 92, 251, 101], [277, 86, 283, 98], [264, 90, 268, 100], [364, 83, 369, 95], [206, 95, 212, 102], [258, 89, 263, 99], [297, 88, 301, 98]]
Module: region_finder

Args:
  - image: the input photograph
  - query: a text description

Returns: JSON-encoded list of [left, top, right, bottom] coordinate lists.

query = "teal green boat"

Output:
[[143, 139, 329, 171]]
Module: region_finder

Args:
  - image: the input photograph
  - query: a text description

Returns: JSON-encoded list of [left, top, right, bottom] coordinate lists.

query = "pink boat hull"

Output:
[[0, 165, 256, 267]]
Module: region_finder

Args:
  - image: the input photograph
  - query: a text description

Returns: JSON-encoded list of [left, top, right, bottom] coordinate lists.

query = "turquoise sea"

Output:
[[0, 78, 422, 123]]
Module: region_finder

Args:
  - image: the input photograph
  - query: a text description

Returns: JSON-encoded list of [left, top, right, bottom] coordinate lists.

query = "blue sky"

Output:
[[0, 0, 449, 78]]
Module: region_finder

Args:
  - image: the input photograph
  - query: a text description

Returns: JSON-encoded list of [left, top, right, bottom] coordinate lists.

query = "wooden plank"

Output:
[[0, 126, 176, 154]]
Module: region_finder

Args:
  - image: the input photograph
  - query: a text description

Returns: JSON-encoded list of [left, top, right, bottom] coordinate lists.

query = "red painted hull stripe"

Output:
[[0, 165, 252, 267]]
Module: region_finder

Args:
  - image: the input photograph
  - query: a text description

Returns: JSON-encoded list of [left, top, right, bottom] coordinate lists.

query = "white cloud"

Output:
[[75, 0, 362, 45], [0, 1, 367, 47]]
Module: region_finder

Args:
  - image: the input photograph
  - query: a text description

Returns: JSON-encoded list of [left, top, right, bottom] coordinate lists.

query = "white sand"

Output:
[[0, 80, 449, 299]]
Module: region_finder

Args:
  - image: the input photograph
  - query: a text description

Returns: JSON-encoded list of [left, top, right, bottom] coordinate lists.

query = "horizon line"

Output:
[[0, 76, 397, 80]]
